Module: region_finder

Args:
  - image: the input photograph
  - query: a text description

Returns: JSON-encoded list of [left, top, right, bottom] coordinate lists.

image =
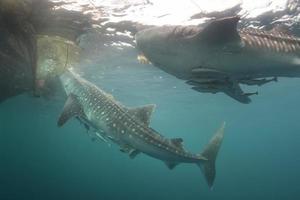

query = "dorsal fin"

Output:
[[129, 149, 140, 159], [200, 16, 240, 43], [171, 138, 184, 149], [128, 104, 156, 126], [57, 93, 86, 127]]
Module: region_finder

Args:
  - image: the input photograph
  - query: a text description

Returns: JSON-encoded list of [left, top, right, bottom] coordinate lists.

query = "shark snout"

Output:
[[135, 28, 164, 51], [135, 30, 154, 65], [135, 30, 148, 51]]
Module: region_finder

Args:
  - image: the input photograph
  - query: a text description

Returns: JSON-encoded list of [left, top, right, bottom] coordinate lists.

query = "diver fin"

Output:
[[200, 16, 240, 43], [128, 104, 156, 126], [197, 122, 225, 189], [57, 93, 86, 127], [164, 161, 179, 170], [171, 138, 184, 149]]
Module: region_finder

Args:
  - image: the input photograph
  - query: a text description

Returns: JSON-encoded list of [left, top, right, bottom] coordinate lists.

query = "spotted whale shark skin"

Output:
[[57, 69, 225, 188], [135, 16, 300, 103]]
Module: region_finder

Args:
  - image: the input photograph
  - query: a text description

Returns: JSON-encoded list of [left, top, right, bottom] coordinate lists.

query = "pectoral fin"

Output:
[[57, 93, 86, 127], [164, 161, 179, 170], [128, 104, 156, 126], [120, 145, 140, 159], [223, 82, 253, 104], [191, 68, 229, 79], [129, 149, 141, 159]]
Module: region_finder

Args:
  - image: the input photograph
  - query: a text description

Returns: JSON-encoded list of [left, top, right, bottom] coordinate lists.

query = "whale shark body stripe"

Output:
[[240, 28, 300, 53]]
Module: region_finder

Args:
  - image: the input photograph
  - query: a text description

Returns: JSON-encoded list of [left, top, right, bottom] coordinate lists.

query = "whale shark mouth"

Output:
[[137, 53, 151, 65]]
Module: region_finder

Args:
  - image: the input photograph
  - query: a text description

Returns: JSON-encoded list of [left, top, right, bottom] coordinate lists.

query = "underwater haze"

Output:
[[1, 0, 300, 199]]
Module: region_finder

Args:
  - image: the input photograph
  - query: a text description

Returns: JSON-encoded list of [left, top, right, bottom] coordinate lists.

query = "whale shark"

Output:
[[135, 16, 300, 103], [57, 69, 225, 188]]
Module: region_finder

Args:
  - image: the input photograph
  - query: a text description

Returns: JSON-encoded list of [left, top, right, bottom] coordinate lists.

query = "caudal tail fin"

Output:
[[197, 122, 225, 189]]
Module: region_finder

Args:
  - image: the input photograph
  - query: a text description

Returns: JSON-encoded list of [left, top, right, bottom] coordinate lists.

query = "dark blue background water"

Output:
[[1, 59, 300, 199]]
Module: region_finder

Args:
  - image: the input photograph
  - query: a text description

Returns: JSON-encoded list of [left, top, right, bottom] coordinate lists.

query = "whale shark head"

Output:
[[135, 25, 202, 58], [59, 69, 85, 95], [135, 27, 174, 64], [136, 16, 240, 54], [135, 25, 204, 78], [135, 17, 241, 78]]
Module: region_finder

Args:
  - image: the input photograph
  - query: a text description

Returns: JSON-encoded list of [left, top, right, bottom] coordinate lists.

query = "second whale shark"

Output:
[[135, 16, 300, 103], [57, 69, 225, 188]]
